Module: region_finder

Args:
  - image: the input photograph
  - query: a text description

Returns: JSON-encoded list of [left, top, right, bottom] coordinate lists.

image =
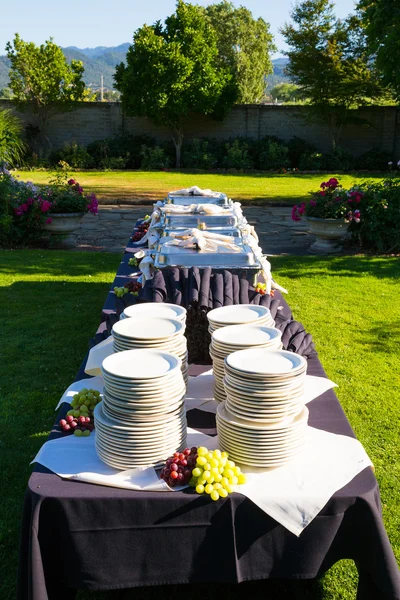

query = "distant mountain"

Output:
[[0, 43, 129, 92], [0, 45, 290, 95], [266, 57, 291, 88]]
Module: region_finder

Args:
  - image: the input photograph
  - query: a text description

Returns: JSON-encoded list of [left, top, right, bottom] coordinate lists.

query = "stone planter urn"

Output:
[[44, 212, 84, 248], [306, 217, 350, 254]]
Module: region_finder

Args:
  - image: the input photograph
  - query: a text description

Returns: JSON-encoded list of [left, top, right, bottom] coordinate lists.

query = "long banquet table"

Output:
[[17, 226, 400, 600]]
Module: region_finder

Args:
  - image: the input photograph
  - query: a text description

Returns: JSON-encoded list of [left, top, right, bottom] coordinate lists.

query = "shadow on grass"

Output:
[[272, 255, 400, 280], [357, 320, 400, 354], [0, 249, 121, 278]]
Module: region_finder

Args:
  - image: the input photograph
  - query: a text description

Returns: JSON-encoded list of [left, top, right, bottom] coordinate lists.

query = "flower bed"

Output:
[[291, 173, 400, 253], [0, 166, 98, 247]]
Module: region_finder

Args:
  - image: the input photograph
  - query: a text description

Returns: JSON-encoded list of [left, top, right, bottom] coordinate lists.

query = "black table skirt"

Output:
[[17, 236, 400, 600]]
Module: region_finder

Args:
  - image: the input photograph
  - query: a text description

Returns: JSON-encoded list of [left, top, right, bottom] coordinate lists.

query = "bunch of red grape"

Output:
[[160, 447, 198, 487], [124, 280, 142, 293], [59, 415, 94, 437], [132, 222, 149, 242]]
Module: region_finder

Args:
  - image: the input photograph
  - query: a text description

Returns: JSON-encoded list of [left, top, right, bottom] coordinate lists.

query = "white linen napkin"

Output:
[[235, 426, 372, 536], [184, 369, 337, 414], [169, 186, 222, 198], [55, 376, 104, 410], [85, 336, 114, 376], [32, 428, 219, 491]]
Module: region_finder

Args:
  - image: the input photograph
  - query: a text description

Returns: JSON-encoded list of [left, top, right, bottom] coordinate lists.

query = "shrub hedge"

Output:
[[21, 134, 397, 172]]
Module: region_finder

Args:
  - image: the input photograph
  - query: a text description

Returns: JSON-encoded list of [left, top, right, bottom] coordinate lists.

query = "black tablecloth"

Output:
[[17, 239, 400, 600]]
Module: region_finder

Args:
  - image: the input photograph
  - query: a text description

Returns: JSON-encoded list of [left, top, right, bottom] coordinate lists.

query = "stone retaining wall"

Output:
[[1, 100, 399, 157]]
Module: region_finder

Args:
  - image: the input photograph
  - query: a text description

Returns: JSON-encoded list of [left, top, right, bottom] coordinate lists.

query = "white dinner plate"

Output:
[[225, 349, 307, 378], [102, 349, 181, 380], [123, 303, 187, 322], [112, 317, 185, 341]]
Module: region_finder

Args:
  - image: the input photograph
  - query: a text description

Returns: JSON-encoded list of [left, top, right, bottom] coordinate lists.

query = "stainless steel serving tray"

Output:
[[163, 213, 237, 228], [166, 193, 230, 207], [153, 241, 261, 269]]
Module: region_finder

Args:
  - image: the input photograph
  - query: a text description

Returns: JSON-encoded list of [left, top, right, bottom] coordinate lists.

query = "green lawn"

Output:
[[0, 251, 399, 600], [14, 170, 386, 204]]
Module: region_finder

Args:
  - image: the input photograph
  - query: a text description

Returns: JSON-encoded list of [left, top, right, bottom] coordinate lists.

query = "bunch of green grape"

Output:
[[66, 388, 102, 419], [189, 447, 246, 501], [128, 257, 138, 267], [114, 286, 129, 298]]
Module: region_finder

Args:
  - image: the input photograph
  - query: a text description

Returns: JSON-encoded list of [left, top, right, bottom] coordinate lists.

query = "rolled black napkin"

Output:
[[180, 268, 189, 308], [188, 267, 201, 306], [232, 273, 240, 305], [152, 269, 168, 303], [199, 267, 212, 311], [212, 272, 224, 309], [223, 270, 233, 306], [277, 320, 317, 358], [249, 290, 261, 305], [239, 277, 249, 304], [168, 268, 182, 306]]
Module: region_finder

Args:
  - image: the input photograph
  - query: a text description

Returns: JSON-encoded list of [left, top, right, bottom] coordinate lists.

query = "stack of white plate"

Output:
[[209, 325, 282, 402], [207, 304, 275, 335], [216, 403, 309, 468], [95, 349, 187, 469], [120, 303, 187, 325], [216, 348, 309, 467], [111, 317, 188, 384]]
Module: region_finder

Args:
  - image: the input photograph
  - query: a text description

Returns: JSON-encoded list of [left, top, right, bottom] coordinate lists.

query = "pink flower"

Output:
[[320, 182, 327, 189], [45, 217, 53, 224], [327, 177, 339, 188], [68, 179, 76, 185], [14, 207, 23, 216], [354, 209, 360, 218], [298, 202, 306, 215], [334, 197, 342, 202], [27, 197, 34, 206], [310, 199, 317, 207], [348, 198, 353, 204], [40, 200, 52, 212], [21, 203, 29, 212], [355, 194, 362, 203], [291, 205, 301, 222], [319, 191, 326, 197]]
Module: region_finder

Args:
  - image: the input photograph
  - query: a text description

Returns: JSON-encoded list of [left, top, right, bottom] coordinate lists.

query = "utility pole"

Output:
[[100, 75, 104, 102]]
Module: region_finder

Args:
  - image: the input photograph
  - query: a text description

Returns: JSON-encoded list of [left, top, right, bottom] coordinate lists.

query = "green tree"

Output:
[[0, 88, 13, 100], [6, 34, 86, 148], [357, 0, 400, 99], [114, 0, 237, 167], [281, 0, 386, 148], [270, 83, 302, 103], [0, 109, 26, 166], [204, 1, 276, 103]]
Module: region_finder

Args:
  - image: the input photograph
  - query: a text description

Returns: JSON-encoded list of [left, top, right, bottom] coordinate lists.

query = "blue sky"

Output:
[[1, 0, 357, 57]]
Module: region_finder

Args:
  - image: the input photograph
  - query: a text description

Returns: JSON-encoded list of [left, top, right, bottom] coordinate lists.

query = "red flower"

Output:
[[46, 217, 53, 224], [291, 205, 301, 222], [68, 179, 76, 185]]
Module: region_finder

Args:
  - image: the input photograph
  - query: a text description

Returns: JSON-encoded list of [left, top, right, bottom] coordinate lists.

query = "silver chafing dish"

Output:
[[154, 240, 261, 269], [163, 213, 238, 229], [166, 192, 230, 207]]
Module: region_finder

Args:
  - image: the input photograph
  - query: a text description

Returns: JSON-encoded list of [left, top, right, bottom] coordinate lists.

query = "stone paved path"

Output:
[[75, 205, 314, 255]]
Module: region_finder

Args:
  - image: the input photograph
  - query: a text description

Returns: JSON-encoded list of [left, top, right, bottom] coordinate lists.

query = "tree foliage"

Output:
[[270, 83, 302, 103], [203, 1, 276, 103], [357, 0, 400, 99], [6, 34, 86, 137], [0, 109, 26, 167], [115, 0, 237, 167], [281, 0, 387, 148]]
